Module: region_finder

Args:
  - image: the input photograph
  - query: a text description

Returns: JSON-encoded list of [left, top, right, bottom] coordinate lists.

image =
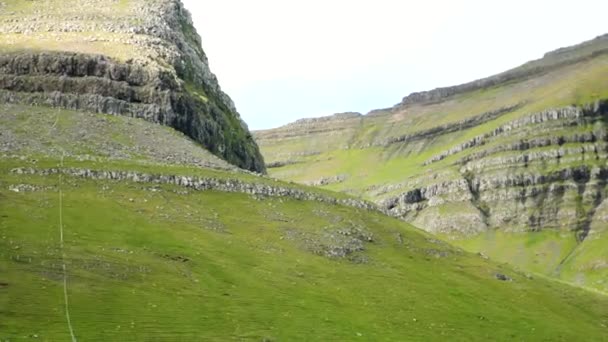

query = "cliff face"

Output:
[[254, 34, 608, 292], [0, 0, 265, 173], [382, 101, 608, 235]]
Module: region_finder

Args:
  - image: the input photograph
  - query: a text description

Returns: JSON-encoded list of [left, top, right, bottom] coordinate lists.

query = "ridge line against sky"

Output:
[[183, 0, 608, 130]]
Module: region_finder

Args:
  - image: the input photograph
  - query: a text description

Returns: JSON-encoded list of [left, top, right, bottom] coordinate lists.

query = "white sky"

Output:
[[182, 0, 607, 129]]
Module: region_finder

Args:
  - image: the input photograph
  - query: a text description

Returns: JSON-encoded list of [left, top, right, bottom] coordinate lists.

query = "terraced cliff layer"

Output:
[[254, 34, 608, 292], [0, 0, 265, 172], [383, 101, 608, 233]]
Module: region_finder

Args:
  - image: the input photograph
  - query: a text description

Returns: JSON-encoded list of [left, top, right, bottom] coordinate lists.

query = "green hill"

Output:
[[255, 34, 608, 293], [2, 107, 608, 340], [2, 1, 608, 340]]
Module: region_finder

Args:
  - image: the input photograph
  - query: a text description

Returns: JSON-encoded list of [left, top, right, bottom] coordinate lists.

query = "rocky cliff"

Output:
[[382, 100, 608, 235], [0, 0, 265, 173]]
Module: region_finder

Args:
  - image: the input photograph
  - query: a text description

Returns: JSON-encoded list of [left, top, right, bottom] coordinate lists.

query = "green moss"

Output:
[[185, 82, 209, 103]]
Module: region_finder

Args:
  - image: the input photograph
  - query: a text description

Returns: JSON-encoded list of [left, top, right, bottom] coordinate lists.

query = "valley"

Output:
[[1, 0, 607, 340]]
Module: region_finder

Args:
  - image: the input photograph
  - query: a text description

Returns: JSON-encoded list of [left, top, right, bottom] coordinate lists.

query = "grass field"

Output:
[[2, 161, 608, 340]]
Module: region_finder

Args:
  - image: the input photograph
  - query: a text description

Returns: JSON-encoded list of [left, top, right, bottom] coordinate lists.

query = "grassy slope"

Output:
[[450, 230, 578, 275], [0, 104, 237, 171], [2, 162, 608, 341], [557, 216, 608, 290], [1, 104, 608, 339], [0, 0, 140, 60]]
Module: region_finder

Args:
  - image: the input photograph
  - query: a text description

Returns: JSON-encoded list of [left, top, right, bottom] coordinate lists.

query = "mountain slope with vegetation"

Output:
[[0, 0, 265, 172], [255, 34, 608, 293], [2, 1, 608, 340], [2, 107, 608, 340]]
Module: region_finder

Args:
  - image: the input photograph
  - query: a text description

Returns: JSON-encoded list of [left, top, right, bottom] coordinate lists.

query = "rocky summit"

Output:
[[2, 2, 608, 340], [0, 0, 265, 172], [255, 34, 608, 292]]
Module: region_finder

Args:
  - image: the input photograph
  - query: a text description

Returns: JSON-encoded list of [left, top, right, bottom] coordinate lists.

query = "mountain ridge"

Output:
[[399, 33, 608, 107]]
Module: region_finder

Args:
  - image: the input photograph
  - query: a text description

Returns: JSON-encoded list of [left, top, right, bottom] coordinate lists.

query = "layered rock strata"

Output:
[[0, 0, 265, 172], [382, 100, 608, 237]]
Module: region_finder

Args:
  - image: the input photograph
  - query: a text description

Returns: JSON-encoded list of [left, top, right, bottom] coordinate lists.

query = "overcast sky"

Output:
[[182, 0, 607, 130]]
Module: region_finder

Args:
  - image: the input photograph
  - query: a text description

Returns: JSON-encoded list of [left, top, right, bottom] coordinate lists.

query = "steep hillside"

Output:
[[255, 34, 608, 293], [0, 0, 265, 172], [2, 108, 608, 340], [3, 3, 608, 339]]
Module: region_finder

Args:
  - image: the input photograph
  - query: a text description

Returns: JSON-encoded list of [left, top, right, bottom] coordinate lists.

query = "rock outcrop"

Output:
[[0, 0, 265, 173], [11, 167, 381, 213], [381, 100, 608, 237], [424, 101, 607, 165]]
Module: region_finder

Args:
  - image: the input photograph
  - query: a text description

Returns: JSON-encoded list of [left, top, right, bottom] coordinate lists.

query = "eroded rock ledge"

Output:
[[379, 100, 608, 235], [11, 167, 381, 213], [374, 104, 522, 147], [382, 165, 608, 236], [425, 100, 608, 165]]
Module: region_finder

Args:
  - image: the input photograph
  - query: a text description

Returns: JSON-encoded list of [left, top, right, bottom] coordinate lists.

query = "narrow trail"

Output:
[[53, 112, 78, 342]]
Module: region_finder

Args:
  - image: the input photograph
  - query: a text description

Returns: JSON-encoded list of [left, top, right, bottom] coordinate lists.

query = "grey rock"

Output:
[[495, 273, 512, 281], [11, 167, 383, 214]]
